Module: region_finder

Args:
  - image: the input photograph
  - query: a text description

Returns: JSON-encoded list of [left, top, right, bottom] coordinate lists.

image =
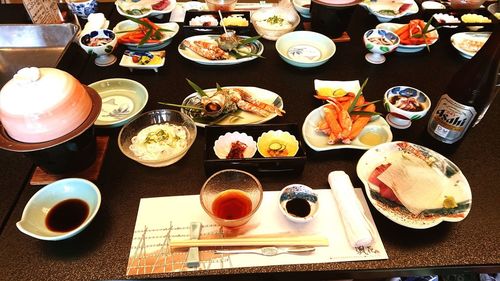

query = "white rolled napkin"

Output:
[[328, 171, 374, 248]]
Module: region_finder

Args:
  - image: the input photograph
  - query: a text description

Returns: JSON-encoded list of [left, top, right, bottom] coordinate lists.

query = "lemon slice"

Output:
[[332, 88, 348, 97], [316, 87, 334, 97]]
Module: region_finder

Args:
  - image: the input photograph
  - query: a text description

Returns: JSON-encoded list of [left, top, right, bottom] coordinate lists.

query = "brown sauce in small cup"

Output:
[[46, 199, 89, 232]]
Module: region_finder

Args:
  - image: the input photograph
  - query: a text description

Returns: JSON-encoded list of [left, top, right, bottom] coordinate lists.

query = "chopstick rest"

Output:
[[186, 222, 202, 268], [328, 171, 374, 248]]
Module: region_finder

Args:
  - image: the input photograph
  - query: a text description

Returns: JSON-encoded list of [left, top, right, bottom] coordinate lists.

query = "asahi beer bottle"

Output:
[[427, 25, 500, 145]]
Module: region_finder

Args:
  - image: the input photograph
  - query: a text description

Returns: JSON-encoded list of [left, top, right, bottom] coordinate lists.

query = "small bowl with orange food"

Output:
[[384, 86, 431, 129], [200, 169, 263, 228]]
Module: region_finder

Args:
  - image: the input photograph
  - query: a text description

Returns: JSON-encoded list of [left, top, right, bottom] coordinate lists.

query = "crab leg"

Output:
[[323, 105, 342, 144]]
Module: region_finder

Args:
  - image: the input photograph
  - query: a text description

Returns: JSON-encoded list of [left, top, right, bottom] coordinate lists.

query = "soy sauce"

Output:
[[212, 189, 252, 220], [46, 199, 89, 232], [286, 198, 310, 218]]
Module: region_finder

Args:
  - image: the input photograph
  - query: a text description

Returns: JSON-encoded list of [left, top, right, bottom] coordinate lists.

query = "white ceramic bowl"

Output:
[[250, 7, 300, 41], [213, 132, 257, 159], [384, 86, 431, 129], [279, 184, 319, 223], [293, 0, 311, 18], [118, 109, 197, 167], [275, 31, 336, 68], [16, 178, 101, 241]]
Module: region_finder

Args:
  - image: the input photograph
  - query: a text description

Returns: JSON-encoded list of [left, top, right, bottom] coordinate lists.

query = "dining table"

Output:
[[0, 2, 499, 281]]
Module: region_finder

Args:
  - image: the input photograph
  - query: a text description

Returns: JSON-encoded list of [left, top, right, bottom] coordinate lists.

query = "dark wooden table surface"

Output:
[[0, 2, 499, 281]]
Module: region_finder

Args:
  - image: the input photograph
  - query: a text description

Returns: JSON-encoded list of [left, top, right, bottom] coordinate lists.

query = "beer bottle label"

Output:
[[428, 94, 477, 144]]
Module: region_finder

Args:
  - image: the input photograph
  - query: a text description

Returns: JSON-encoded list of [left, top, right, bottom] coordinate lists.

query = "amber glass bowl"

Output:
[[200, 169, 263, 228]]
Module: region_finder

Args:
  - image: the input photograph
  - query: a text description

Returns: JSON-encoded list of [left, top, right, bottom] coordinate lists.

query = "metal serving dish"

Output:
[[0, 23, 79, 87]]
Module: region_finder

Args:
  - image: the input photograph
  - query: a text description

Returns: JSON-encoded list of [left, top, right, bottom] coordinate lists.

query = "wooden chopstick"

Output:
[[169, 235, 329, 248]]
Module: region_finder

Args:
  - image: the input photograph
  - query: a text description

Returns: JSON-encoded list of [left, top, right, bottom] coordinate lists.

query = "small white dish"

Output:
[[119, 50, 165, 72], [433, 13, 460, 28], [450, 31, 491, 59], [16, 178, 101, 241], [89, 78, 149, 128], [421, 1, 446, 9], [279, 184, 319, 223], [213, 132, 257, 159], [275, 31, 336, 68], [376, 22, 439, 53]]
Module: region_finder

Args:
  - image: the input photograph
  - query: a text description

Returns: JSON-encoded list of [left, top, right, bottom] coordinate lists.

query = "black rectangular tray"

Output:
[[204, 124, 307, 176], [183, 11, 251, 36]]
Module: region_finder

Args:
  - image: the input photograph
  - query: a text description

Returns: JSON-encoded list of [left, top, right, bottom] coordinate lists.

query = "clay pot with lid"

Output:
[[0, 67, 102, 174]]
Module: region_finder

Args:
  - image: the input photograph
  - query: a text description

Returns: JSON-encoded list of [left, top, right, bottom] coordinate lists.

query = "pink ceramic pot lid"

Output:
[[0, 86, 102, 152], [312, 0, 361, 7]]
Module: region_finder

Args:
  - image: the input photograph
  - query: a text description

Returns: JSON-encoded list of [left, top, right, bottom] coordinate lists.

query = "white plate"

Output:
[[356, 141, 472, 229], [360, 0, 418, 22], [376, 22, 439, 52], [178, 35, 264, 66], [181, 86, 283, 127], [115, 0, 177, 19], [450, 32, 491, 59], [113, 20, 179, 51], [89, 78, 149, 128], [302, 105, 393, 151], [119, 50, 165, 72]]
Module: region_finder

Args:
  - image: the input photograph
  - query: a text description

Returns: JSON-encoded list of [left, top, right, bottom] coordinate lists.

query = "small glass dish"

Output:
[[279, 184, 319, 223], [200, 169, 263, 228], [118, 109, 197, 167]]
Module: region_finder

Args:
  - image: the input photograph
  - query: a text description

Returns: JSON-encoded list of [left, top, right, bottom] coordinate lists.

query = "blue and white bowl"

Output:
[[363, 28, 399, 64], [279, 184, 319, 223], [384, 86, 431, 129], [68, 0, 98, 19]]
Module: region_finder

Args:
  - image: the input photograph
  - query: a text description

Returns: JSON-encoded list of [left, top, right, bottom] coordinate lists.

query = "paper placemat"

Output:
[[126, 188, 387, 276]]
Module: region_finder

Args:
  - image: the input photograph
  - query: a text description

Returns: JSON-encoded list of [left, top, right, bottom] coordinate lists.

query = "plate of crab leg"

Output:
[[176, 80, 285, 127], [178, 33, 264, 66], [302, 80, 393, 151]]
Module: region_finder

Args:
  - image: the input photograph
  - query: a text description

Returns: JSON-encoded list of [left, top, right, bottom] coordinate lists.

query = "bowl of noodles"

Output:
[[118, 109, 197, 167]]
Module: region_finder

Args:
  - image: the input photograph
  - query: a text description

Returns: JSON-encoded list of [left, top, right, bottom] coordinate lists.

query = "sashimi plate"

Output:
[[356, 141, 472, 229], [360, 0, 418, 22], [115, 0, 177, 19], [302, 105, 392, 151], [178, 35, 264, 66], [181, 86, 284, 127]]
